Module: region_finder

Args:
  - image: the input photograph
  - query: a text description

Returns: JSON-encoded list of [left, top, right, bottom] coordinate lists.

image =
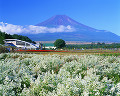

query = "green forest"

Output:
[[0, 31, 36, 44]]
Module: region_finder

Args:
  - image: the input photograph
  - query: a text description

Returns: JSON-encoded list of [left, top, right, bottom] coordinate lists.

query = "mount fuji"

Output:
[[22, 15, 120, 42]]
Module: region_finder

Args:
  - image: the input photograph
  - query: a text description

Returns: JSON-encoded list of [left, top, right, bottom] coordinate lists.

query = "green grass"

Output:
[[99, 53, 120, 56]]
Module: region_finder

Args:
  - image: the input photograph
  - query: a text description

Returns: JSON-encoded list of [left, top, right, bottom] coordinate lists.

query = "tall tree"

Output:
[[54, 39, 66, 48]]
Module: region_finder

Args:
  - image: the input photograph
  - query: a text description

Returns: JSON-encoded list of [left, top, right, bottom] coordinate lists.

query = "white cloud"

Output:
[[0, 22, 75, 34]]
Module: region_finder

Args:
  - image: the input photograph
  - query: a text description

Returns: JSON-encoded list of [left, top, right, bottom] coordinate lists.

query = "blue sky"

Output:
[[0, 0, 120, 35]]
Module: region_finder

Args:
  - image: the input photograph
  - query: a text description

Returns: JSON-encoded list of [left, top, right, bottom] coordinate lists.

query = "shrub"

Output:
[[0, 46, 9, 53]]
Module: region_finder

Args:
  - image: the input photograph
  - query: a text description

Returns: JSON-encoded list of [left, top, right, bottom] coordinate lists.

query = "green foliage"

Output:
[[0, 31, 13, 44], [0, 35, 5, 44], [54, 39, 66, 48], [0, 31, 36, 44], [100, 53, 120, 57], [12, 34, 36, 44], [65, 42, 120, 49]]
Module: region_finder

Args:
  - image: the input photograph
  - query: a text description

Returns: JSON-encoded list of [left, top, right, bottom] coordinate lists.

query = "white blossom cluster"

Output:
[[0, 53, 120, 96]]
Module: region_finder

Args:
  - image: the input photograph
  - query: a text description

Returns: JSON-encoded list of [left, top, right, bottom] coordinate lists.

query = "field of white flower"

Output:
[[0, 53, 120, 96]]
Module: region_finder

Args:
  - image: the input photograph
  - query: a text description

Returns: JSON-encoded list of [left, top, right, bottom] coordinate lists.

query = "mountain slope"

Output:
[[36, 15, 97, 31], [27, 31, 120, 42], [36, 15, 81, 26], [24, 15, 120, 42]]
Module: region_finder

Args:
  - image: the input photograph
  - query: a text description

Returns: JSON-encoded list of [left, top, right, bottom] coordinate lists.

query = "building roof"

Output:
[[4, 43, 16, 47], [4, 39, 32, 44], [5, 39, 28, 42], [4, 39, 39, 48]]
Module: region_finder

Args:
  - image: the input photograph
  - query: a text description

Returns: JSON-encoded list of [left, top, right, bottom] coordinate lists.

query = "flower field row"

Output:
[[0, 53, 120, 96], [16, 50, 68, 52]]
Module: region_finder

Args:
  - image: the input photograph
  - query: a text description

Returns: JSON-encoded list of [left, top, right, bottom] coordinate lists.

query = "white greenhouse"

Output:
[[4, 39, 39, 49]]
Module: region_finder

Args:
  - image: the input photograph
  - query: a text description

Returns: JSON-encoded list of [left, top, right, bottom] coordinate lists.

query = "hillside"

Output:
[[0, 31, 36, 44]]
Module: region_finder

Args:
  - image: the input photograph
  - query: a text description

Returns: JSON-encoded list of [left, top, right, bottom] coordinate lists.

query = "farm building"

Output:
[[4, 39, 39, 49]]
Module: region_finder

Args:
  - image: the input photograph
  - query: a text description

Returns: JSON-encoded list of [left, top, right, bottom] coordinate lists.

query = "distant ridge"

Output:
[[22, 15, 120, 42]]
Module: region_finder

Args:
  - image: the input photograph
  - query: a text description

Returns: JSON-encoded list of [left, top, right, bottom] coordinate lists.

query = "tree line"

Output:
[[53, 39, 120, 49], [0, 31, 36, 44], [65, 42, 120, 49]]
